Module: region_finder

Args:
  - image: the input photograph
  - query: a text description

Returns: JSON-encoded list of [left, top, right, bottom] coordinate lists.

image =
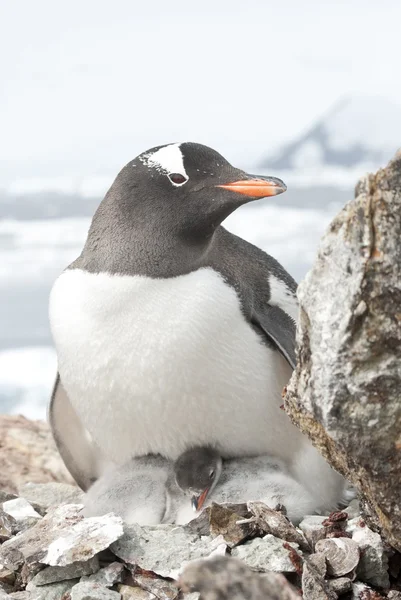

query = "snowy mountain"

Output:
[[261, 96, 401, 175]]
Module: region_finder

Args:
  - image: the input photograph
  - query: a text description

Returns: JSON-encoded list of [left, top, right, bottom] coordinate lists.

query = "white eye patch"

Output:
[[140, 143, 189, 186]]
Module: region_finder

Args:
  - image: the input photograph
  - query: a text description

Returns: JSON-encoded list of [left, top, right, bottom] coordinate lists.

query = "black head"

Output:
[[108, 142, 286, 239], [174, 446, 223, 511]]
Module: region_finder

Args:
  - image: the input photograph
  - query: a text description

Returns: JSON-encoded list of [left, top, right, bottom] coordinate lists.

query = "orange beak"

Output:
[[192, 488, 210, 512], [216, 176, 286, 198]]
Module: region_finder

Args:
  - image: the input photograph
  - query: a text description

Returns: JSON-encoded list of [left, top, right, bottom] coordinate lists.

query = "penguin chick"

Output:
[[82, 454, 169, 525], [171, 446, 326, 525]]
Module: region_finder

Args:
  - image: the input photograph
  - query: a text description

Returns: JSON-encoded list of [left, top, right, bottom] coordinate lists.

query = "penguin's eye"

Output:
[[168, 173, 188, 186], [209, 469, 215, 479]]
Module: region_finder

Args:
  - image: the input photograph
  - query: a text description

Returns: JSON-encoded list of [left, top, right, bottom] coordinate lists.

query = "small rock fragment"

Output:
[[232, 534, 302, 572], [69, 581, 122, 599], [302, 553, 336, 600], [346, 499, 361, 520], [0, 504, 124, 569], [388, 592, 401, 599], [179, 555, 299, 599], [82, 562, 125, 587], [248, 501, 310, 551], [0, 567, 15, 587], [19, 482, 84, 512], [131, 573, 179, 600], [0, 509, 17, 542], [328, 577, 352, 595], [7, 593, 31, 599], [315, 537, 360, 576], [118, 584, 157, 599], [351, 581, 385, 599], [0, 491, 18, 503], [2, 497, 41, 532], [29, 556, 99, 586], [347, 520, 390, 589], [207, 503, 257, 547], [298, 515, 327, 548]]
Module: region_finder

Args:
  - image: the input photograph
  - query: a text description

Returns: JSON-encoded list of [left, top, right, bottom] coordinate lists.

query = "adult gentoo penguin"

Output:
[[49, 142, 344, 506]]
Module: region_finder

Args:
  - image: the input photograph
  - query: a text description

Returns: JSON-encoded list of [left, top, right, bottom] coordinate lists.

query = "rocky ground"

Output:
[[1, 417, 401, 600]]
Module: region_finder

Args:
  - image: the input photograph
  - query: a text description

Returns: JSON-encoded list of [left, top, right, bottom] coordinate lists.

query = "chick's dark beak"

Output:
[[216, 175, 286, 198], [191, 487, 209, 512]]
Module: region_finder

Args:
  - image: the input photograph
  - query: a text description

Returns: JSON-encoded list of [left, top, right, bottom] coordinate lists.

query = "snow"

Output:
[[325, 95, 401, 152], [0, 218, 90, 282], [0, 346, 57, 419]]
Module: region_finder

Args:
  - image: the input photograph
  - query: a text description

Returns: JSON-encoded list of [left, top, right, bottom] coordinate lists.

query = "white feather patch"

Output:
[[140, 143, 187, 178], [268, 274, 298, 322]]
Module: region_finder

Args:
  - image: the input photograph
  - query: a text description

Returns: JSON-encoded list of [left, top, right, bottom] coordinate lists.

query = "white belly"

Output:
[[49, 267, 299, 464]]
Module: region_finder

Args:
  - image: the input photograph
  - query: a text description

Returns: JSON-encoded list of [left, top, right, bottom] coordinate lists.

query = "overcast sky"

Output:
[[1, 0, 401, 181]]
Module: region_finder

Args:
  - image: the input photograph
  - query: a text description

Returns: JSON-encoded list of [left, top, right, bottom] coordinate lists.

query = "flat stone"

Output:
[[2, 497, 42, 532], [81, 562, 124, 587], [248, 501, 310, 551], [19, 482, 84, 511], [207, 503, 257, 548], [29, 556, 99, 585], [0, 589, 10, 600], [0, 504, 124, 569], [8, 593, 31, 599], [132, 574, 179, 600], [111, 523, 222, 579], [347, 519, 389, 588], [27, 579, 78, 600], [118, 585, 157, 599], [231, 534, 302, 572], [315, 537, 360, 577], [69, 581, 121, 599]]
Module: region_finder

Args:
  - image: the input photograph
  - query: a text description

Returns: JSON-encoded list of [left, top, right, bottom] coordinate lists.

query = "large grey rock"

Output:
[[19, 482, 84, 511], [231, 534, 302, 572], [284, 151, 401, 551], [0, 504, 124, 569], [111, 523, 223, 579], [69, 581, 121, 599]]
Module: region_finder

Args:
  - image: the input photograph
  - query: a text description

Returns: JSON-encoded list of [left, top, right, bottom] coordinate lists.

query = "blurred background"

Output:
[[1, 0, 401, 419]]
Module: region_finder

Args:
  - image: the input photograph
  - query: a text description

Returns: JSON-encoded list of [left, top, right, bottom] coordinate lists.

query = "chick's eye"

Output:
[[209, 470, 215, 479], [168, 173, 187, 185]]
